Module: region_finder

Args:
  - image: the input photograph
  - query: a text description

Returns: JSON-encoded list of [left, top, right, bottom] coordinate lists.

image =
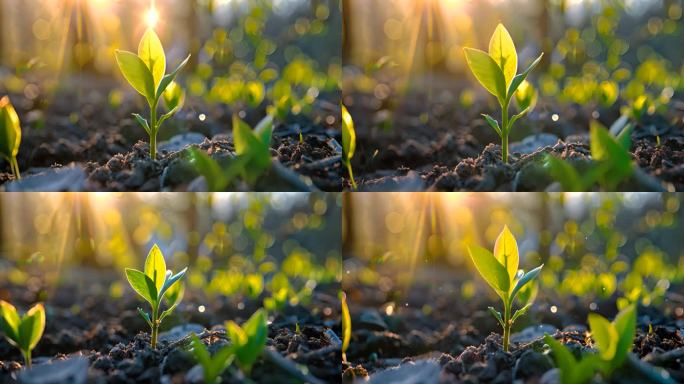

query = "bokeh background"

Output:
[[343, 193, 684, 316]]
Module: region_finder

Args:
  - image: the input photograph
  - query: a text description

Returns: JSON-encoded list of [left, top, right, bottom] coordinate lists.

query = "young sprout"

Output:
[[0, 96, 22, 179], [125, 244, 188, 349], [190, 334, 235, 384], [544, 304, 637, 383], [340, 291, 351, 363], [225, 309, 268, 375], [341, 105, 357, 190], [463, 24, 544, 163], [467, 225, 543, 352], [0, 301, 45, 368], [115, 28, 190, 159], [232, 114, 274, 185]]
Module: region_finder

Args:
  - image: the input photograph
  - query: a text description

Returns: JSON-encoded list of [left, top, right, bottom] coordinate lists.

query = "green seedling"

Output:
[[125, 244, 188, 349], [544, 304, 637, 384], [340, 291, 351, 363], [0, 301, 45, 368], [188, 114, 273, 190], [463, 24, 544, 163], [115, 28, 190, 159], [467, 225, 543, 352], [190, 334, 235, 384], [341, 105, 358, 190], [0, 96, 22, 179], [545, 120, 634, 191], [225, 309, 268, 374]]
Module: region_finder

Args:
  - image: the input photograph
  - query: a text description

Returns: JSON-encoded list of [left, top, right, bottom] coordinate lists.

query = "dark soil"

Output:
[[343, 72, 684, 191], [0, 268, 342, 384], [0, 75, 344, 192], [342, 267, 684, 383]]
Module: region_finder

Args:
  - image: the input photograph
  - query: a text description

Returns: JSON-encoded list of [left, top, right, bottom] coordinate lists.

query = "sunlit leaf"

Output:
[[340, 291, 351, 361], [588, 313, 618, 360], [115, 50, 155, 100], [515, 80, 538, 112], [156, 55, 191, 100], [144, 244, 167, 292], [23, 304, 45, 350], [163, 81, 185, 112], [0, 96, 21, 159], [507, 53, 544, 100], [342, 105, 356, 163], [493, 225, 519, 282], [467, 245, 510, 293], [125, 268, 157, 304], [488, 24, 517, 87], [463, 48, 507, 101], [0, 300, 21, 345], [138, 28, 166, 89], [510, 265, 543, 301], [481, 114, 501, 138], [612, 304, 636, 368]]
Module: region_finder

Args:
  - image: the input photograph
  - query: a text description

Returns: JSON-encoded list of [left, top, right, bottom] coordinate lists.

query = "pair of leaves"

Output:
[[233, 114, 274, 184], [588, 304, 637, 373], [0, 96, 21, 160], [545, 119, 634, 191], [187, 147, 251, 192], [125, 244, 188, 315], [544, 304, 637, 384], [463, 24, 543, 105], [0, 301, 45, 355], [340, 291, 351, 362], [190, 334, 235, 384], [468, 225, 526, 296], [225, 309, 268, 374]]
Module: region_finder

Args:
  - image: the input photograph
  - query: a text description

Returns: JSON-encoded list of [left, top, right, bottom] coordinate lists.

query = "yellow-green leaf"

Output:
[[340, 291, 351, 360], [115, 50, 155, 100], [0, 96, 21, 159], [125, 268, 158, 304], [138, 28, 166, 90], [23, 303, 45, 350], [163, 81, 185, 111], [0, 300, 21, 344], [144, 244, 167, 292], [342, 105, 356, 163], [493, 225, 519, 283], [463, 48, 507, 101], [515, 80, 538, 112], [588, 313, 618, 360], [488, 24, 517, 88], [467, 245, 510, 293]]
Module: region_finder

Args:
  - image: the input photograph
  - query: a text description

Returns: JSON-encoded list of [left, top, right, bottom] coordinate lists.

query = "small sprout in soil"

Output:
[[463, 24, 543, 164], [190, 334, 234, 384], [545, 120, 634, 191], [115, 28, 190, 160], [340, 291, 351, 363], [0, 301, 45, 368], [544, 304, 637, 383], [0, 96, 22, 179], [467, 225, 543, 352], [225, 309, 268, 375], [263, 287, 288, 313], [341, 104, 357, 190], [125, 244, 188, 349]]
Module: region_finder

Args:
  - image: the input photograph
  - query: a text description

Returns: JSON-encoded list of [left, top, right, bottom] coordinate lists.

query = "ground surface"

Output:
[[342, 265, 684, 383], [344, 72, 684, 191], [0, 75, 344, 192], [0, 267, 342, 384]]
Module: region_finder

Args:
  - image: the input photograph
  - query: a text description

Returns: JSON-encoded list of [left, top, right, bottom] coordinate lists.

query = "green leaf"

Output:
[[508, 107, 530, 132], [159, 267, 187, 300], [467, 245, 510, 293], [463, 47, 507, 101], [342, 105, 356, 163], [588, 313, 618, 361], [515, 80, 537, 112], [510, 265, 543, 302], [544, 155, 586, 192], [158, 106, 181, 128], [133, 113, 151, 135], [598, 81, 619, 107], [144, 244, 167, 293], [0, 96, 22, 159], [233, 115, 260, 157], [245, 81, 265, 108], [545, 334, 600, 384], [511, 303, 532, 323], [187, 148, 228, 192], [159, 281, 184, 322], [493, 225, 519, 282], [481, 114, 502, 138], [156, 55, 191, 100], [507, 53, 544, 100], [0, 300, 21, 345], [191, 334, 211, 369], [616, 123, 634, 151], [254, 114, 274, 146], [488, 306, 504, 328], [227, 309, 267, 373], [23, 303, 45, 350], [163, 81, 185, 112], [340, 292, 351, 358], [115, 50, 155, 101], [488, 24, 517, 88], [612, 304, 636, 367], [137, 308, 153, 328], [138, 28, 166, 90], [125, 268, 158, 304]]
